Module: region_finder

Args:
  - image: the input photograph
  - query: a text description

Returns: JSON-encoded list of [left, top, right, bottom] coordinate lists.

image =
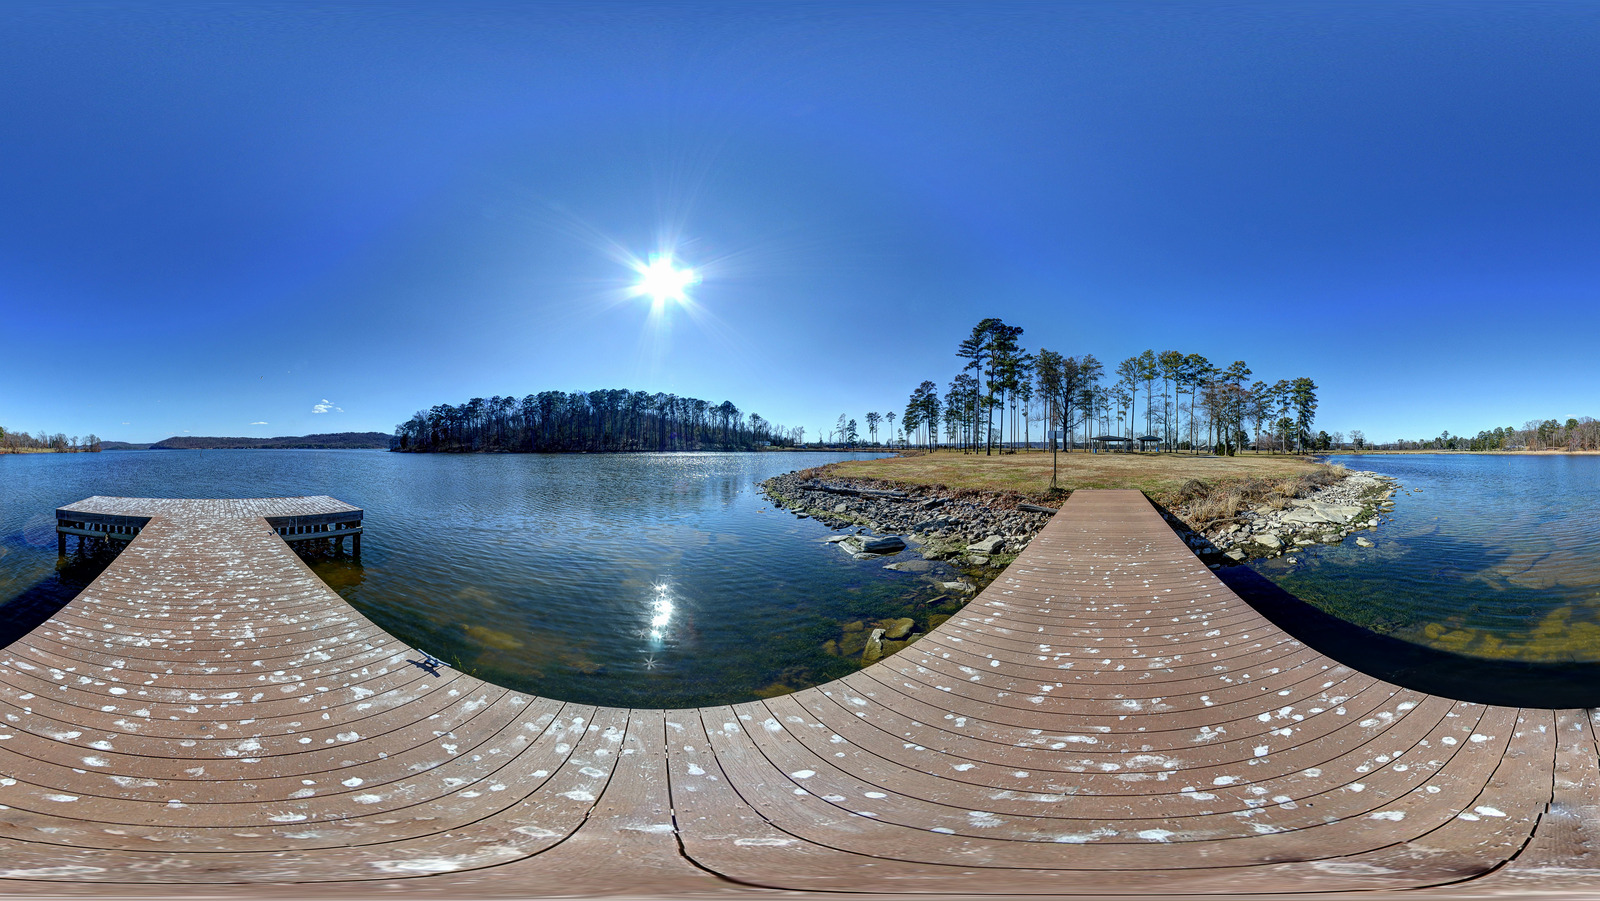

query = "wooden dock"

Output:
[[0, 490, 1596, 897]]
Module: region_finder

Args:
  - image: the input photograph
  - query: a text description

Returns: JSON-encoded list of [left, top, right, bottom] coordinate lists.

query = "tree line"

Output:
[[149, 433, 393, 450], [0, 427, 102, 453], [1378, 417, 1600, 452], [392, 390, 801, 453], [853, 319, 1320, 457]]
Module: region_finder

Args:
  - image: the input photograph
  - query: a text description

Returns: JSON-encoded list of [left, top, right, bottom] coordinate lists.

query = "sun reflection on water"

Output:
[[648, 582, 675, 642]]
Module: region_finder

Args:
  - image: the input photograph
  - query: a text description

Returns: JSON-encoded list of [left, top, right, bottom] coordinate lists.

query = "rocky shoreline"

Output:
[[763, 463, 1398, 577], [761, 471, 1057, 667], [1166, 468, 1398, 567], [761, 471, 1054, 573], [761, 463, 1397, 669]]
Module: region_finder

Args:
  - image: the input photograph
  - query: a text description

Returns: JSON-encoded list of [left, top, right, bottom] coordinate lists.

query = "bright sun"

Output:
[[634, 254, 700, 305]]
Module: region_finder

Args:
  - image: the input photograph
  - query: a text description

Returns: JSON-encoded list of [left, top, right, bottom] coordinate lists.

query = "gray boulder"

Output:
[[860, 535, 906, 554], [844, 534, 906, 555], [1254, 533, 1284, 550], [1279, 509, 1327, 526], [967, 535, 1005, 555]]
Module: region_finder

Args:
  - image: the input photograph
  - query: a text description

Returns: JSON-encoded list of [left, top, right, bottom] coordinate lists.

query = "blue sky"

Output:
[[2, 2, 1597, 445]]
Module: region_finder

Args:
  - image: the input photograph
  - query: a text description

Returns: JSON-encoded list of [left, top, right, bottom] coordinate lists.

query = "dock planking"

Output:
[[0, 491, 1593, 897]]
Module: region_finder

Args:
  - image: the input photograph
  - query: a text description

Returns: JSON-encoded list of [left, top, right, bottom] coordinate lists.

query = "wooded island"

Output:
[[392, 390, 798, 453]]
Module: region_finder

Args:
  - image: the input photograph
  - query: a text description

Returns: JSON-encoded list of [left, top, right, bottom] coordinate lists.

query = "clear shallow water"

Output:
[[0, 450, 963, 707], [1251, 454, 1600, 664]]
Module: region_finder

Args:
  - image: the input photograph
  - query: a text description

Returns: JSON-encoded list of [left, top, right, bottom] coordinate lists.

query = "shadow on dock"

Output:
[[1219, 564, 1600, 709], [0, 558, 109, 651]]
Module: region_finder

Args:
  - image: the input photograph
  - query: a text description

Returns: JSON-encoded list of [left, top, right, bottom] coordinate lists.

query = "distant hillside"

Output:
[[147, 432, 393, 450], [99, 441, 152, 451]]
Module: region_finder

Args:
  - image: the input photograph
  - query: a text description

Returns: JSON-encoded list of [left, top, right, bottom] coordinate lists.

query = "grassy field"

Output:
[[827, 449, 1328, 507]]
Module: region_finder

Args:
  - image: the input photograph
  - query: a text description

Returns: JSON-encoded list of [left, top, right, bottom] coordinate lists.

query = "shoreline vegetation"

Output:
[[128, 432, 392, 450], [0, 428, 102, 453], [391, 389, 803, 453], [2, 429, 391, 452], [1372, 417, 1598, 452], [1336, 447, 1600, 455]]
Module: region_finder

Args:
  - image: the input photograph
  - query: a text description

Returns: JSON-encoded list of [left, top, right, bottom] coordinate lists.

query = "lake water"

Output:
[[11, 450, 1594, 708], [1251, 454, 1600, 666], [0, 450, 970, 708]]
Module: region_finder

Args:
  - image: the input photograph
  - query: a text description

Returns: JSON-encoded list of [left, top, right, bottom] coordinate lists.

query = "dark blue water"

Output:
[[1252, 454, 1600, 663], [0, 450, 964, 707]]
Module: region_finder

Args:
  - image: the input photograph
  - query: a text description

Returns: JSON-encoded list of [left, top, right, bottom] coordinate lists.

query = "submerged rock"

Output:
[[881, 617, 915, 640], [839, 630, 869, 657], [862, 628, 886, 662], [884, 559, 935, 573], [1355, 537, 1375, 548], [463, 624, 525, 651]]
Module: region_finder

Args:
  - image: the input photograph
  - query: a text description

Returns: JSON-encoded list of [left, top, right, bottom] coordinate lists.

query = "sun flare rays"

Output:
[[633, 253, 700, 307]]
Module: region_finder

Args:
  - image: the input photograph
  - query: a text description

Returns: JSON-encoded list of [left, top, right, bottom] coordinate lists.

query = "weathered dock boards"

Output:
[[0, 491, 1595, 898]]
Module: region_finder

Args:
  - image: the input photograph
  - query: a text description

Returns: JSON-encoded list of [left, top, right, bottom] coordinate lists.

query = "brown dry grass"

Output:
[[1167, 465, 1347, 527], [826, 449, 1330, 510]]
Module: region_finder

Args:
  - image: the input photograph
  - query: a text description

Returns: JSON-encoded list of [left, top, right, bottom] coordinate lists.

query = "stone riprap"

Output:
[[762, 472, 1052, 567], [764, 467, 1395, 576], [1204, 469, 1395, 564]]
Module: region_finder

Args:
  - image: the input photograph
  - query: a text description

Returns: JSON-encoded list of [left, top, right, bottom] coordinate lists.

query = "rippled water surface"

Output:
[[1252, 454, 1600, 663], [0, 450, 965, 707]]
